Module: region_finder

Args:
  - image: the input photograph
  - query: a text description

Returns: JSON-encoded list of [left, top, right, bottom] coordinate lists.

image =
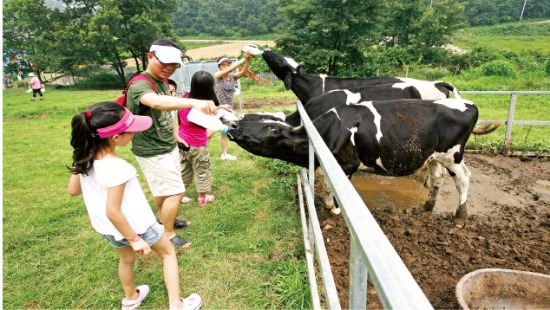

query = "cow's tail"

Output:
[[472, 121, 500, 135], [452, 86, 461, 100], [436, 82, 461, 99]]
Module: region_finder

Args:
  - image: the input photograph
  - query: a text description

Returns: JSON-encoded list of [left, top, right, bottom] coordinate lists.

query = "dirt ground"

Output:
[[317, 153, 550, 309], [119, 40, 276, 68], [238, 99, 549, 308], [184, 40, 276, 60]]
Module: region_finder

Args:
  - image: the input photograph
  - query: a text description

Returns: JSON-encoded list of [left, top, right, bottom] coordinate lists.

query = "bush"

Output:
[[411, 66, 449, 80], [16, 81, 27, 88], [450, 47, 498, 71], [77, 73, 121, 89], [481, 60, 516, 77], [546, 58, 550, 77]]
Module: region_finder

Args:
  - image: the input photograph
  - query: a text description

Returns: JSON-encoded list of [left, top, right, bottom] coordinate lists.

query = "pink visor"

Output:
[[97, 108, 152, 138]]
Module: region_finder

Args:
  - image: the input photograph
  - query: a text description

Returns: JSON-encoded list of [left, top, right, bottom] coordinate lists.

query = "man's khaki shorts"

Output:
[[135, 147, 185, 197]]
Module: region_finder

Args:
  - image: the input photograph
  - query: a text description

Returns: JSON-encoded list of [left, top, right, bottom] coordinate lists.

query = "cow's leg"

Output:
[[423, 160, 445, 212], [450, 161, 471, 221], [314, 169, 340, 214], [322, 172, 340, 215]]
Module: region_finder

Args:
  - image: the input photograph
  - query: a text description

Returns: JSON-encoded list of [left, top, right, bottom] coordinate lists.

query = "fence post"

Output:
[[349, 234, 368, 309], [503, 93, 517, 154]]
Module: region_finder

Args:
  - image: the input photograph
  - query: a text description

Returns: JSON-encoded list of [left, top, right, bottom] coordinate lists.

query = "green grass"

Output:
[[2, 87, 311, 309], [452, 35, 550, 53], [459, 93, 550, 152], [181, 42, 217, 50], [452, 21, 550, 54]]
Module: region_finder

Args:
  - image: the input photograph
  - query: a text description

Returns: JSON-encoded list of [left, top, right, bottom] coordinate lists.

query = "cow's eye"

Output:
[[264, 125, 277, 133]]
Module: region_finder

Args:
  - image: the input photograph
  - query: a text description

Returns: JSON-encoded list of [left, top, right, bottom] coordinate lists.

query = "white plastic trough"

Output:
[[456, 268, 550, 310]]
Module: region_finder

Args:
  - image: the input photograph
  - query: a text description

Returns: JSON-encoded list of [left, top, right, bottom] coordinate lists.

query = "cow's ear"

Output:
[[283, 73, 293, 90]]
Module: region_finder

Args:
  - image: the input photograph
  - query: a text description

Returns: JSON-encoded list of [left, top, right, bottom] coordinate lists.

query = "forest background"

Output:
[[3, 0, 550, 88]]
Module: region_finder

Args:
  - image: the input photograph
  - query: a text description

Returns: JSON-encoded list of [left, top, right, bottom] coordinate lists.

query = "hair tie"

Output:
[[85, 110, 92, 119]]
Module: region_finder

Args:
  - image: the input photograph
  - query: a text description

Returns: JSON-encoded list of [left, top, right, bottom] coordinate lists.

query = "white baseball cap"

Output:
[[217, 57, 231, 65], [149, 45, 183, 66]]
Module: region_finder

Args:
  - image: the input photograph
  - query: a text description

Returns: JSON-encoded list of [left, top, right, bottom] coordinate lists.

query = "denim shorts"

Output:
[[102, 222, 164, 248]]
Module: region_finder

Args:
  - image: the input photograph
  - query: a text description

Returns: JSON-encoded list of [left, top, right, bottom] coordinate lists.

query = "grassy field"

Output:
[[452, 21, 550, 53], [4, 21, 549, 308], [2, 87, 311, 309]]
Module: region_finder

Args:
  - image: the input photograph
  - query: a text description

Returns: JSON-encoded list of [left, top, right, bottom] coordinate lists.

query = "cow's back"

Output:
[[286, 84, 423, 126], [301, 74, 402, 102]]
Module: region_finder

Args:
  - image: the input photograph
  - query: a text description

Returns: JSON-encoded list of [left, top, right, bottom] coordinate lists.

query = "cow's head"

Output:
[[262, 50, 301, 90], [228, 110, 362, 176], [239, 112, 286, 122], [227, 118, 310, 167]]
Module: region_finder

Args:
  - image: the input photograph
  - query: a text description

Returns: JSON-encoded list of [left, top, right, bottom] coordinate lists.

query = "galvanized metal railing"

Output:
[[295, 100, 433, 309], [462, 90, 550, 155]]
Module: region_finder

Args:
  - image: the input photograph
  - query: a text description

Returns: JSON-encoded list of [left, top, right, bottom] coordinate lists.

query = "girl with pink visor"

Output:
[[67, 101, 202, 310]]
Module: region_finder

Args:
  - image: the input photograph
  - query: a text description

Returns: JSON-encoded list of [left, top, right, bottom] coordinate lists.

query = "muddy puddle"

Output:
[[351, 171, 431, 212]]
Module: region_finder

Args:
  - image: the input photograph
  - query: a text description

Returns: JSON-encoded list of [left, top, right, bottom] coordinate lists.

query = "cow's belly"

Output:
[[360, 152, 431, 176]]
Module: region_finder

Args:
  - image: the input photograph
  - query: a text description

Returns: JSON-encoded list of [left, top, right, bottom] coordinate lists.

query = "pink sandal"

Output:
[[198, 195, 215, 206]]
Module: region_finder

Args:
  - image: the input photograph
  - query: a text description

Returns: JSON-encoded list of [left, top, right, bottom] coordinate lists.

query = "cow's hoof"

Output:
[[324, 204, 334, 210], [330, 207, 341, 215], [455, 203, 469, 220], [454, 203, 468, 228], [422, 201, 435, 212]]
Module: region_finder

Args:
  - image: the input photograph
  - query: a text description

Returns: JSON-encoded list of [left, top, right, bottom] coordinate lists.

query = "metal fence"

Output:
[[462, 91, 550, 155], [169, 60, 243, 109], [295, 100, 433, 309]]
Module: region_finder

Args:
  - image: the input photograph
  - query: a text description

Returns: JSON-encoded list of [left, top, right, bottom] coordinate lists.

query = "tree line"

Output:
[[173, 0, 550, 37], [3, 0, 549, 85], [3, 0, 178, 87]]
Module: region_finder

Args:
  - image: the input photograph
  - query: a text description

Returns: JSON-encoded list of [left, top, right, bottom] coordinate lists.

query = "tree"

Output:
[[382, 0, 426, 47], [174, 0, 285, 37], [4, 0, 178, 87], [463, 0, 550, 26], [413, 0, 466, 50], [3, 0, 54, 81], [86, 0, 178, 86], [276, 0, 383, 76]]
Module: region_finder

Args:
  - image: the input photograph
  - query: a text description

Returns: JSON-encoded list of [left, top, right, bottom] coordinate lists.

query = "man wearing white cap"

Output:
[[126, 39, 216, 253]]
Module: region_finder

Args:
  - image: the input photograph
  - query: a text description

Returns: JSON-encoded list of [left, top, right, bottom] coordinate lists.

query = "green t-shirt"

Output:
[[126, 72, 176, 157]]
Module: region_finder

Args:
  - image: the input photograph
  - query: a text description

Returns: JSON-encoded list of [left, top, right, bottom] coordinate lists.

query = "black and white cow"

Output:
[[242, 83, 425, 126], [261, 49, 461, 105], [228, 98, 498, 222], [285, 84, 425, 126]]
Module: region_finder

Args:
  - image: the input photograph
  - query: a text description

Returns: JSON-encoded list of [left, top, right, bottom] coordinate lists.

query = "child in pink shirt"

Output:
[[28, 73, 44, 101], [177, 71, 231, 206]]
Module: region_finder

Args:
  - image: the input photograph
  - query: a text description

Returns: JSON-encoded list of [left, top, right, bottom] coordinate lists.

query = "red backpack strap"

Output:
[[122, 73, 160, 106], [127, 74, 157, 92]]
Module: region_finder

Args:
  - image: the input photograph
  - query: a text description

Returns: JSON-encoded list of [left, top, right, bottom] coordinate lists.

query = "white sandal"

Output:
[[121, 285, 150, 310]]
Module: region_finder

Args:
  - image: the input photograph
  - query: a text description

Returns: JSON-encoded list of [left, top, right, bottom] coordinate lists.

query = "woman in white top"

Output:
[[214, 51, 254, 160]]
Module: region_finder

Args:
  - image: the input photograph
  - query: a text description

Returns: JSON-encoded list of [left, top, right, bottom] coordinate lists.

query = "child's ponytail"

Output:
[[68, 102, 124, 175]]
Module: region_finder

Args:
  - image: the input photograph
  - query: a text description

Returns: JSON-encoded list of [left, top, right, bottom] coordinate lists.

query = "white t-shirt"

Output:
[[79, 157, 156, 241]]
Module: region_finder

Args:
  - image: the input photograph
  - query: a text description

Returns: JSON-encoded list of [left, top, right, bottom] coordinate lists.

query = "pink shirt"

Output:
[[177, 93, 208, 146], [178, 108, 208, 147], [30, 77, 41, 89]]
